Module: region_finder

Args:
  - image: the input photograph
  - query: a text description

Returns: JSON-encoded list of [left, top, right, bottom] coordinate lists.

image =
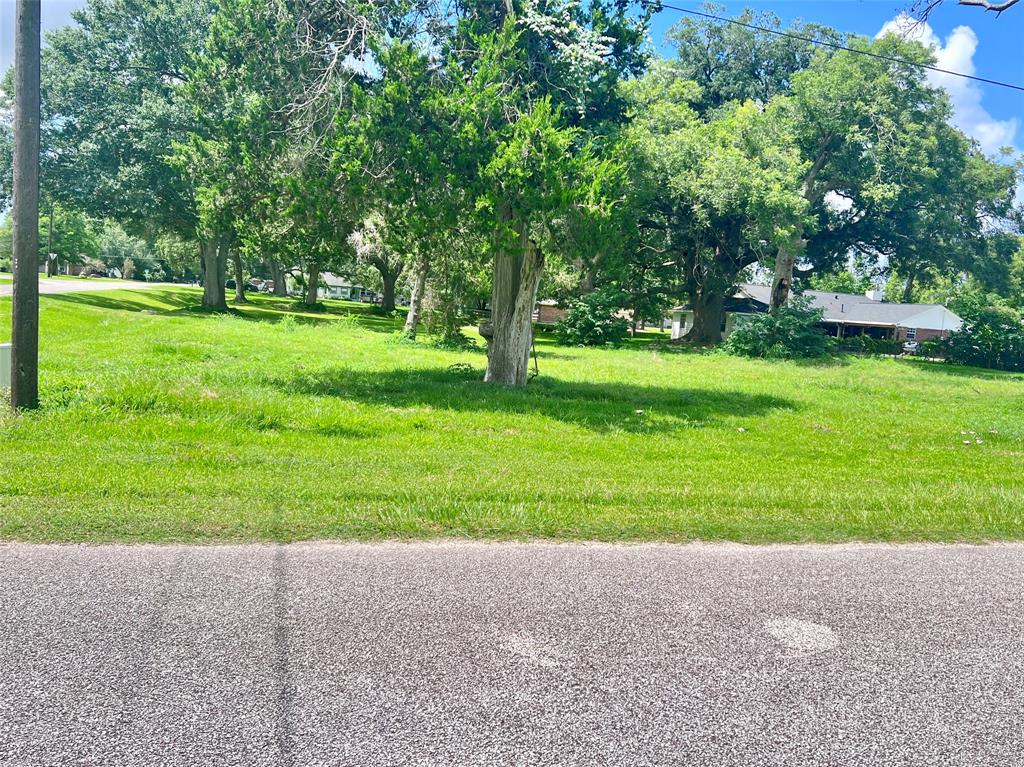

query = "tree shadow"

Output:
[[46, 289, 202, 314], [899, 358, 1023, 381], [46, 290, 405, 332], [266, 365, 796, 433]]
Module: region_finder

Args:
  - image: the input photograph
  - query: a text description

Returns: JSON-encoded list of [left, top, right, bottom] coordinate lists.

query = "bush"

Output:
[[555, 291, 628, 347], [946, 305, 1024, 372], [917, 339, 945, 358], [723, 297, 834, 359], [839, 334, 902, 356]]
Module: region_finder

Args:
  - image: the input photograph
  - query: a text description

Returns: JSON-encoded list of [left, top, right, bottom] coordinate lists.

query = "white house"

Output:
[[317, 273, 371, 301], [671, 284, 963, 342]]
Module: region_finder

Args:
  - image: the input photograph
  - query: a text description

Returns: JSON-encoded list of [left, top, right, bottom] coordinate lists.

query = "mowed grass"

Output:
[[0, 286, 1022, 543]]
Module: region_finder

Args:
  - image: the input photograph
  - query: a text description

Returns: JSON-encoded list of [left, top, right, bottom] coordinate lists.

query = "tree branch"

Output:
[[958, 0, 1019, 11]]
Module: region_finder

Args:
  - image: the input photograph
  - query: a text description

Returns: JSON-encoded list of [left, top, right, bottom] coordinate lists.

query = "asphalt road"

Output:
[[0, 277, 178, 297], [1, 542, 1021, 766]]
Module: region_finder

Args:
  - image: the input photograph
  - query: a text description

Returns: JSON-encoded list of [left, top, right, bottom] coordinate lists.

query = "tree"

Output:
[[621, 65, 807, 344], [38, 0, 218, 305], [0, 83, 12, 211], [946, 301, 1024, 372], [0, 204, 99, 273], [769, 34, 1020, 309], [343, 39, 467, 336], [348, 215, 405, 312], [439, 1, 654, 384], [97, 222, 151, 278], [666, 6, 839, 114]]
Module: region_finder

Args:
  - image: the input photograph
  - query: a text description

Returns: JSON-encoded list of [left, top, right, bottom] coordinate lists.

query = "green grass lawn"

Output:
[[1, 286, 1022, 543]]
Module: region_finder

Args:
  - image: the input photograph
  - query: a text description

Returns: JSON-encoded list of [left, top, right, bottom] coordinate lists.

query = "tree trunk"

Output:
[[683, 288, 725, 345], [10, 0, 41, 411], [404, 257, 429, 338], [267, 259, 288, 296], [45, 202, 55, 277], [304, 261, 320, 305], [484, 213, 544, 386], [380, 271, 398, 312], [902, 270, 916, 303], [771, 139, 831, 310], [200, 239, 228, 311], [231, 250, 247, 303], [770, 236, 801, 310]]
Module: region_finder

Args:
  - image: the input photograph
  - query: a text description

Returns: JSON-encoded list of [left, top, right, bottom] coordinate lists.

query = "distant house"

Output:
[[670, 284, 963, 342], [317, 273, 373, 302], [533, 299, 568, 325]]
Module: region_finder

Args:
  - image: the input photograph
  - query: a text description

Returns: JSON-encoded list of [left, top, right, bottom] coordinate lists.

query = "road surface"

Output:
[[0, 277, 180, 297], [1, 542, 1021, 766]]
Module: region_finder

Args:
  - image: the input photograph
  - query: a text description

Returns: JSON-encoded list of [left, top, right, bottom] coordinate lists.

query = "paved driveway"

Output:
[[1, 542, 1021, 766], [0, 277, 180, 297]]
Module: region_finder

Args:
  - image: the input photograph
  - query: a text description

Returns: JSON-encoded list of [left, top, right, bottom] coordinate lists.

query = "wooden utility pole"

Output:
[[11, 0, 41, 410]]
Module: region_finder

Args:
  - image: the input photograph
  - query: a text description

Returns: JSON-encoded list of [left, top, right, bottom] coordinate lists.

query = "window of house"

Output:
[[905, 327, 917, 340]]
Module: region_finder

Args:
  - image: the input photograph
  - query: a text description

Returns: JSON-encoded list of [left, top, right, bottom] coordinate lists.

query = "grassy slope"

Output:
[[0, 287, 1022, 543]]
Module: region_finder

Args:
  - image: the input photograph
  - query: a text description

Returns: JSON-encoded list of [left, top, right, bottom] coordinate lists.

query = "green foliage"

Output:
[[946, 303, 1024, 372], [723, 298, 834, 359], [555, 291, 629, 347], [620, 64, 809, 338], [807, 269, 875, 295], [838, 334, 902, 356], [667, 7, 839, 112], [0, 205, 100, 266], [39, 0, 213, 236]]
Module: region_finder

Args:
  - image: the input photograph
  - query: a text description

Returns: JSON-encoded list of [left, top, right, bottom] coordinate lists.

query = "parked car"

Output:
[[902, 340, 920, 355]]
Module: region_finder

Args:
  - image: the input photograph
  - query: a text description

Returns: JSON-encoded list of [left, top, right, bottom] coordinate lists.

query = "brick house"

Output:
[[671, 284, 963, 342], [533, 299, 568, 325]]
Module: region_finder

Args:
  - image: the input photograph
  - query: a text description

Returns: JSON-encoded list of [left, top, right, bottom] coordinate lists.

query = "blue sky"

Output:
[[1, 0, 1021, 154]]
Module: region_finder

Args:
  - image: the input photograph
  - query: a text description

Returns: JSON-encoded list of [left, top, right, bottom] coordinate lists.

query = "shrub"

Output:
[[555, 291, 628, 347], [723, 297, 834, 359], [917, 339, 945, 358], [839, 334, 902, 356], [946, 305, 1024, 372]]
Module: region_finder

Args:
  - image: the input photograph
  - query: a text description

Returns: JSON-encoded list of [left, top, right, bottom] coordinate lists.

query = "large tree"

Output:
[[778, 36, 1020, 307], [444, 1, 653, 385], [38, 0, 222, 305], [621, 65, 807, 344]]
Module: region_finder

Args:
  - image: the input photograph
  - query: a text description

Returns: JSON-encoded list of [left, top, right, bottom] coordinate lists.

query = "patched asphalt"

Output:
[[1, 541, 1022, 766]]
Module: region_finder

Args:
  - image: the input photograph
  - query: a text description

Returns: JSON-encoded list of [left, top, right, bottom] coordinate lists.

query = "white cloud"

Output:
[[877, 14, 1018, 156]]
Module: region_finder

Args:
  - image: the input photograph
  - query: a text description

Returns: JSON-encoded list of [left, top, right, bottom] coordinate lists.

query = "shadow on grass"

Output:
[[47, 290, 405, 333], [899, 358, 1023, 381], [47, 289, 201, 314], [268, 365, 796, 433]]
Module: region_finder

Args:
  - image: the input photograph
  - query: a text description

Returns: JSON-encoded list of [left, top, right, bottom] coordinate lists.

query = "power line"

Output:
[[640, 1, 1024, 93]]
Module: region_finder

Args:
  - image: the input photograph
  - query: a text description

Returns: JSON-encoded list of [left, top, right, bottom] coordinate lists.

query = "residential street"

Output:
[[1, 542, 1021, 766], [0, 278, 178, 297]]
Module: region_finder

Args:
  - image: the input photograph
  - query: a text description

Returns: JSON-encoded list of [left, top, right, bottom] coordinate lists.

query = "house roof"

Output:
[[673, 283, 963, 331], [319, 272, 357, 289]]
